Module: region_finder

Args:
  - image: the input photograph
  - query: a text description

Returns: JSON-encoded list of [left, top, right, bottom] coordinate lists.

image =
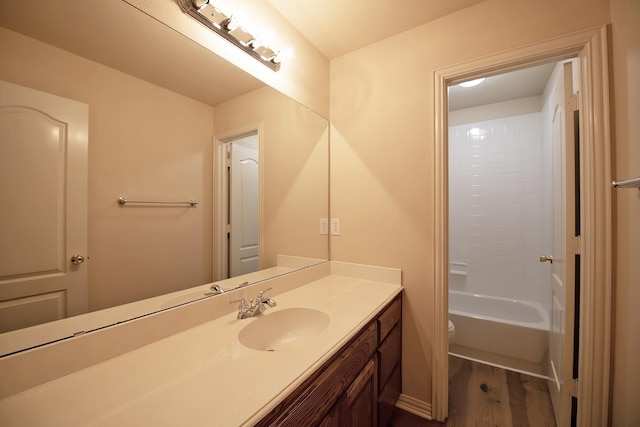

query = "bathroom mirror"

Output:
[[0, 0, 328, 356]]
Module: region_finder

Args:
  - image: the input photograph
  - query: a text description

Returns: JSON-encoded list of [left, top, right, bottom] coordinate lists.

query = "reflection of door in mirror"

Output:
[[224, 133, 260, 278], [0, 80, 88, 333]]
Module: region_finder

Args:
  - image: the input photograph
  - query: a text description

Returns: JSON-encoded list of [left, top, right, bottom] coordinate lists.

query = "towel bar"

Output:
[[611, 177, 640, 189], [117, 197, 198, 206]]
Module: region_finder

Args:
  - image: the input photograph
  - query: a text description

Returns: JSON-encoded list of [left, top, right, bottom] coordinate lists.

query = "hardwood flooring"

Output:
[[388, 356, 557, 427]]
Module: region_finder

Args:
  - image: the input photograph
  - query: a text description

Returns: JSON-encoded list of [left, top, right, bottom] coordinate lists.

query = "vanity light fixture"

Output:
[[197, 3, 229, 28], [178, 0, 281, 71]]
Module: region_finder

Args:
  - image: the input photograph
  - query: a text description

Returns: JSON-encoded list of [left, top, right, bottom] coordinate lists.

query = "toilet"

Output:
[[448, 319, 456, 345]]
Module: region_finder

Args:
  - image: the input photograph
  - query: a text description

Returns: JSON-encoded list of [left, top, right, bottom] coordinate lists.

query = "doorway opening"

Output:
[[432, 27, 612, 426], [447, 58, 578, 426], [215, 130, 261, 281]]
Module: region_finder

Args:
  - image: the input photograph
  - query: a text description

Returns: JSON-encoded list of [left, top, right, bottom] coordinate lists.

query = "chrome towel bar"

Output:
[[611, 177, 640, 189], [117, 196, 198, 206]]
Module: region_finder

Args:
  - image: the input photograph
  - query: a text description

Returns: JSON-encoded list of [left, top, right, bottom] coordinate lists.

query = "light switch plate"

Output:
[[330, 218, 341, 236], [320, 218, 329, 235]]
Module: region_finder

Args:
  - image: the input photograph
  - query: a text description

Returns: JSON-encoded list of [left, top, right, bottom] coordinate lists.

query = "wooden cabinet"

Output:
[[343, 356, 378, 427], [377, 297, 402, 427], [377, 325, 401, 426], [257, 294, 402, 427]]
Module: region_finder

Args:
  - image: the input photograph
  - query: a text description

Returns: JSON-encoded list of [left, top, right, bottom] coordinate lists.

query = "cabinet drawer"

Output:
[[377, 297, 401, 343], [378, 322, 401, 390]]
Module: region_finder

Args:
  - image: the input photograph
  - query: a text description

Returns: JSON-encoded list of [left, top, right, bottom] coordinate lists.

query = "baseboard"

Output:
[[395, 393, 432, 420]]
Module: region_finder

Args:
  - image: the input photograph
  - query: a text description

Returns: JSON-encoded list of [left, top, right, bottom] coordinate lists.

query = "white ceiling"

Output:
[[264, 0, 486, 59], [448, 62, 558, 111], [1, 0, 557, 111], [262, 0, 558, 109]]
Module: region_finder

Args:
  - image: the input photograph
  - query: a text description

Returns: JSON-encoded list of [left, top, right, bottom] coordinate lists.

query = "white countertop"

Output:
[[0, 264, 301, 357], [0, 267, 401, 426]]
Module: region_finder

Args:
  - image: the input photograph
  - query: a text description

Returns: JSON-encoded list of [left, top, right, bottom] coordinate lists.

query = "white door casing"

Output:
[[0, 80, 88, 333], [433, 27, 612, 426]]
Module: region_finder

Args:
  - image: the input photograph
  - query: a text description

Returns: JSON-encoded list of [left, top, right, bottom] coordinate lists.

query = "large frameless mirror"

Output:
[[0, 0, 328, 356]]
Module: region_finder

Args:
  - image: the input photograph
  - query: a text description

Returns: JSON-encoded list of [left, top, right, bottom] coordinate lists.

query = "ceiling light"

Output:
[[459, 78, 485, 88], [468, 127, 488, 140]]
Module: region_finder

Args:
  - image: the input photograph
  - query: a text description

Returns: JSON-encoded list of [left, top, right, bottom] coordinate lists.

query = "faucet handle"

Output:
[[234, 281, 250, 289], [207, 284, 226, 295], [255, 288, 274, 303], [256, 288, 272, 298], [256, 288, 277, 307], [229, 297, 249, 309]]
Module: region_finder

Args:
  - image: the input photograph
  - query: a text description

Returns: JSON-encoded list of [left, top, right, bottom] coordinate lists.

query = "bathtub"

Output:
[[449, 290, 550, 376]]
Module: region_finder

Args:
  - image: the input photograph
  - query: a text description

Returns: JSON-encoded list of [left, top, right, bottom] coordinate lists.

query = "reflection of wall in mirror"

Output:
[[214, 86, 329, 269], [0, 26, 215, 311], [0, 25, 328, 317]]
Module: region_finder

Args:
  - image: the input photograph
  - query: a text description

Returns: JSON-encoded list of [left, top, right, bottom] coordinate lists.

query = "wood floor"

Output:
[[389, 356, 557, 427]]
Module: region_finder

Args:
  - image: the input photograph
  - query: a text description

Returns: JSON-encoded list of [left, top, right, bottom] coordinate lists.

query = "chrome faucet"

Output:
[[206, 281, 251, 296], [206, 284, 226, 296], [230, 288, 277, 319]]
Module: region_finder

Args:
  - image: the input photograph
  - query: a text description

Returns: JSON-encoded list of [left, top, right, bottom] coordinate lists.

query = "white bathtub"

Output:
[[449, 290, 550, 376]]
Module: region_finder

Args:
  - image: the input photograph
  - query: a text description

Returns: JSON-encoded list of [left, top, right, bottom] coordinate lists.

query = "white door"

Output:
[[228, 134, 259, 277], [0, 80, 88, 333], [548, 61, 578, 427]]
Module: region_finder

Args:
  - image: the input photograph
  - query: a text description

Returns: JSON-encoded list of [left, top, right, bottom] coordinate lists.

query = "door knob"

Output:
[[71, 254, 85, 265], [539, 255, 553, 263]]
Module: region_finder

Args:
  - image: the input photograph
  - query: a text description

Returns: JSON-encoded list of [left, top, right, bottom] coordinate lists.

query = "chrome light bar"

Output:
[[178, 0, 281, 71]]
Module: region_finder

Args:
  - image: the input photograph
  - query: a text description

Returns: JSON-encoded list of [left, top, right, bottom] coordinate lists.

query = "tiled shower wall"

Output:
[[448, 112, 552, 307]]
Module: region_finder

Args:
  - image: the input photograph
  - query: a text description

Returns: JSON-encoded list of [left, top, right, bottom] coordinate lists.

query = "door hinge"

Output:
[[567, 378, 579, 398], [567, 92, 579, 112], [570, 235, 582, 255]]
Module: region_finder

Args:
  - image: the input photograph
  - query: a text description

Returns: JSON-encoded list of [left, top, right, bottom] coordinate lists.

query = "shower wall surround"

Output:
[[448, 110, 552, 308]]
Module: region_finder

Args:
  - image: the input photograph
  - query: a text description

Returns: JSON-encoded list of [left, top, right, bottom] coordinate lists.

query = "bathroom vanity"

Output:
[[256, 294, 401, 426], [0, 262, 402, 426]]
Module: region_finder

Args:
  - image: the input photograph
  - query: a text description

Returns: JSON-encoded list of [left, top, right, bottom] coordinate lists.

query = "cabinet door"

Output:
[[345, 356, 378, 427], [319, 403, 341, 427]]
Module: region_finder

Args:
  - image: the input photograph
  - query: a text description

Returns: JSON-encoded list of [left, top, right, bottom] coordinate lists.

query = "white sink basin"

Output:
[[238, 308, 330, 352]]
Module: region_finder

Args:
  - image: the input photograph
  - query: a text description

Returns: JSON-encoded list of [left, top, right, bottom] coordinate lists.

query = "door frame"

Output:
[[213, 122, 264, 281], [432, 26, 612, 425]]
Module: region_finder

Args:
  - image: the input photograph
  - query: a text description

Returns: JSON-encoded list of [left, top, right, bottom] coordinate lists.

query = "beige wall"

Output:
[[0, 28, 215, 311], [213, 86, 330, 268], [329, 0, 611, 405], [610, 0, 640, 425]]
